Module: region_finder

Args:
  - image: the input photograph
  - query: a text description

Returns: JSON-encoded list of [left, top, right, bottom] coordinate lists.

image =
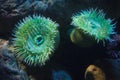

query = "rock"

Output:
[[0, 39, 29, 80]]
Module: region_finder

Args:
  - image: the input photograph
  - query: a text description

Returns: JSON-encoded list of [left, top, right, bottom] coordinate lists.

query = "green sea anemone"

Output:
[[13, 15, 60, 66], [71, 9, 116, 43]]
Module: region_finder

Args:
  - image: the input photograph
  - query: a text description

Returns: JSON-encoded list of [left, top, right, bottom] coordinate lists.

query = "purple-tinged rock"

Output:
[[106, 34, 120, 59], [95, 58, 120, 80], [0, 39, 29, 80]]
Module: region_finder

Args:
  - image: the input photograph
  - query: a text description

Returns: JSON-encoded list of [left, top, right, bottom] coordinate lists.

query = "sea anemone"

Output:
[[71, 9, 116, 43], [13, 15, 60, 66]]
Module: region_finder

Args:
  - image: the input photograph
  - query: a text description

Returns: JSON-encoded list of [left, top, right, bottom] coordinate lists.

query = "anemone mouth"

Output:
[[13, 15, 59, 66], [34, 35, 44, 46]]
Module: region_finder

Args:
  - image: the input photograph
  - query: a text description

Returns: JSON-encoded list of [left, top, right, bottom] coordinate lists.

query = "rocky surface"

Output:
[[95, 58, 120, 80], [0, 39, 29, 80], [106, 34, 120, 59]]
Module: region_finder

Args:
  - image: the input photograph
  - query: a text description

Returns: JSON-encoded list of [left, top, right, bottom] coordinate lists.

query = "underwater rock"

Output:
[[85, 57, 120, 80], [52, 70, 72, 80], [85, 58, 120, 80], [0, 0, 64, 17], [0, 39, 29, 80], [85, 65, 106, 80], [0, 0, 65, 34], [94, 58, 120, 80], [106, 34, 120, 59]]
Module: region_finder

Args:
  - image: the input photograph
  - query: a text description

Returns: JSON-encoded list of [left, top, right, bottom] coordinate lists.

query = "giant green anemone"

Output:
[[13, 15, 60, 66], [71, 9, 116, 43]]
